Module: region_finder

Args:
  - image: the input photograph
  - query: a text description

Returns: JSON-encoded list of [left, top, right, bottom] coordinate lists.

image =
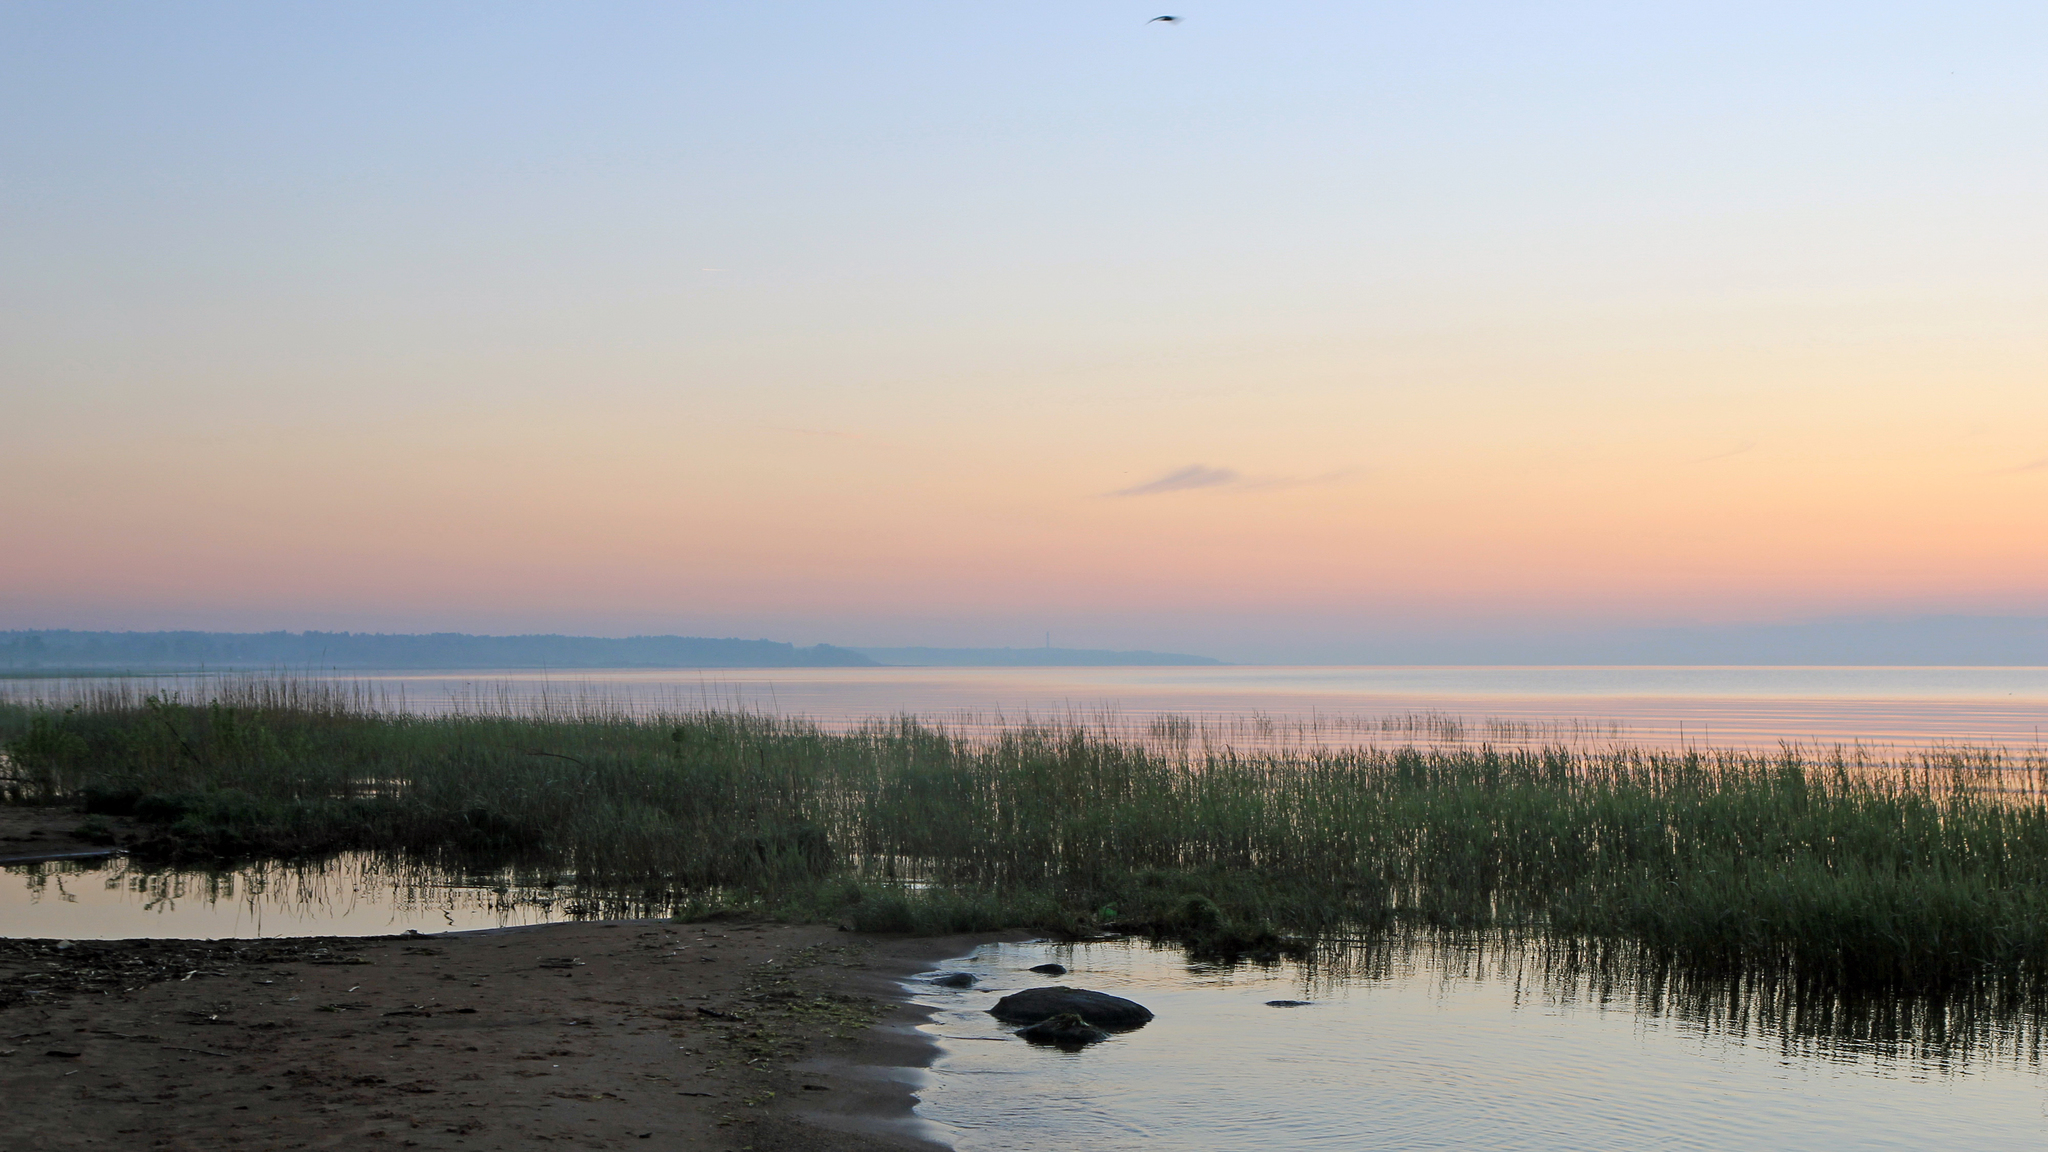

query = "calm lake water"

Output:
[[0, 853, 608, 939], [14, 665, 2045, 751], [908, 939, 2048, 1151]]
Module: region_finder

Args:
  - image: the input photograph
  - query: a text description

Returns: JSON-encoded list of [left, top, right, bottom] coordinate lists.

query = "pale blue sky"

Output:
[[4, 3, 2044, 659]]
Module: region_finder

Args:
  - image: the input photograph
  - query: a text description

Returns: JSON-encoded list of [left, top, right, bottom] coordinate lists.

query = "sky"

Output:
[[3, 2, 2044, 662]]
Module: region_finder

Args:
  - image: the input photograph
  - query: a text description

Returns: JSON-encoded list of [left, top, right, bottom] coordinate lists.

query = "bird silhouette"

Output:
[[1149, 15, 1180, 23]]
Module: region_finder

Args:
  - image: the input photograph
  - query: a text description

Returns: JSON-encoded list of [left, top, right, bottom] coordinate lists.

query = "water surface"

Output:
[[910, 938, 2048, 1151], [11, 665, 2048, 750], [7, 850, 2045, 1149], [0, 853, 610, 939]]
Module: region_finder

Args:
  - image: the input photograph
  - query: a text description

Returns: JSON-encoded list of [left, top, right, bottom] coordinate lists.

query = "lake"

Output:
[[907, 937, 2048, 1151], [13, 665, 2046, 750]]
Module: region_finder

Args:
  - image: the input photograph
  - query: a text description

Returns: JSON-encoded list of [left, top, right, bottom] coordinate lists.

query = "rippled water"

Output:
[[11, 665, 2048, 750], [908, 939, 2048, 1151], [0, 853, 629, 939]]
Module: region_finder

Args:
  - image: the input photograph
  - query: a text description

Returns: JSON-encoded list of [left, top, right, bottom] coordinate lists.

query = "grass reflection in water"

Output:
[[1280, 930, 2048, 1073], [1, 849, 680, 937]]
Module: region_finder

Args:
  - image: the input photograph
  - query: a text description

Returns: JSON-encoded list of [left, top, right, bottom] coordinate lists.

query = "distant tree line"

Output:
[[852, 646, 1223, 667], [0, 630, 878, 670]]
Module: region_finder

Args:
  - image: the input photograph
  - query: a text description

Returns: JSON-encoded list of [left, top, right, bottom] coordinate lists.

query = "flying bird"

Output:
[[1149, 15, 1180, 22]]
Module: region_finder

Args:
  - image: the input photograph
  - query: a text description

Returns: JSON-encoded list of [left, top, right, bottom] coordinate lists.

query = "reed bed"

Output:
[[5, 676, 2048, 993]]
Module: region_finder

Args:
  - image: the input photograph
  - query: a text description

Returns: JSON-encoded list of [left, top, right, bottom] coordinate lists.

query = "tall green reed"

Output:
[[4, 676, 2047, 991]]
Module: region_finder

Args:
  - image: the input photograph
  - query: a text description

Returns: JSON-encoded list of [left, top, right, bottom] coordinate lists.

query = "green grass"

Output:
[[5, 676, 2048, 992]]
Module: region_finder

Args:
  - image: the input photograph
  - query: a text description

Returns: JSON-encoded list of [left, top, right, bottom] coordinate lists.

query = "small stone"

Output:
[[988, 987, 1153, 1029], [929, 972, 975, 988], [1016, 1012, 1110, 1048], [1028, 963, 1067, 975]]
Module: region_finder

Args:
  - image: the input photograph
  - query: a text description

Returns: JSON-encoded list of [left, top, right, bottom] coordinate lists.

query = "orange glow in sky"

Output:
[[3, 4, 2044, 660]]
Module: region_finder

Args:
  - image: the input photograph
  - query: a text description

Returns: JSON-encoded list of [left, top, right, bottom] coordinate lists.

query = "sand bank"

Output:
[[0, 919, 1006, 1151]]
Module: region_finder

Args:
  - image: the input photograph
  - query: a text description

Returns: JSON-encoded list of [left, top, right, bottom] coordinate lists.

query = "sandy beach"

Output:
[[0, 918, 999, 1151]]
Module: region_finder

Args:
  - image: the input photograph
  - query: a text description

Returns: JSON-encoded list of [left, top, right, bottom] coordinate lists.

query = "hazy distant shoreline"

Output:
[[9, 614, 2048, 671], [0, 630, 1224, 671], [850, 645, 1224, 667]]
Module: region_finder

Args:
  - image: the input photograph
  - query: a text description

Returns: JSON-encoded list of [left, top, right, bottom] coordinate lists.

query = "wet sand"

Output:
[[0, 919, 1006, 1151]]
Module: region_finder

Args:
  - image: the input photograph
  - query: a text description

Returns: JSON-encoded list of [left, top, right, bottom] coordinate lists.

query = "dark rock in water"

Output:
[[1265, 1000, 1312, 1007], [1016, 1011, 1110, 1048], [989, 986, 1153, 1029], [1028, 963, 1068, 975], [929, 972, 976, 988]]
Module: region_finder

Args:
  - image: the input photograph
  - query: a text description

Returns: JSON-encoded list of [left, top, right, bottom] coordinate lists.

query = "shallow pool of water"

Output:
[[909, 939, 2048, 1151], [0, 853, 632, 939]]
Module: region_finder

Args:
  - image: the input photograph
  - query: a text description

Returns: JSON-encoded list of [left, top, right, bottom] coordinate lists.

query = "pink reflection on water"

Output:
[[23, 665, 2021, 755]]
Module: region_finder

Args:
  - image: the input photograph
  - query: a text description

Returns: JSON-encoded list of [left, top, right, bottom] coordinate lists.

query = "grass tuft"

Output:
[[6, 678, 2048, 992]]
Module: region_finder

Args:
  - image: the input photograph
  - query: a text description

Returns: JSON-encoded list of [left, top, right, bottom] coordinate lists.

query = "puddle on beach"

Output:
[[0, 852, 641, 939], [910, 939, 2048, 1151]]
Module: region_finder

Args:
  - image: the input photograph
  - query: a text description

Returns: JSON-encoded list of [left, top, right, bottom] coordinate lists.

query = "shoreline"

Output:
[[0, 918, 1018, 1151], [0, 804, 133, 867]]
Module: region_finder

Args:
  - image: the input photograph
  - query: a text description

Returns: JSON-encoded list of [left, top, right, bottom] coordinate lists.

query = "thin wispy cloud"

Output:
[[1109, 464, 1240, 497], [1106, 465, 1356, 497], [1236, 470, 1356, 493], [1996, 454, 2048, 474]]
